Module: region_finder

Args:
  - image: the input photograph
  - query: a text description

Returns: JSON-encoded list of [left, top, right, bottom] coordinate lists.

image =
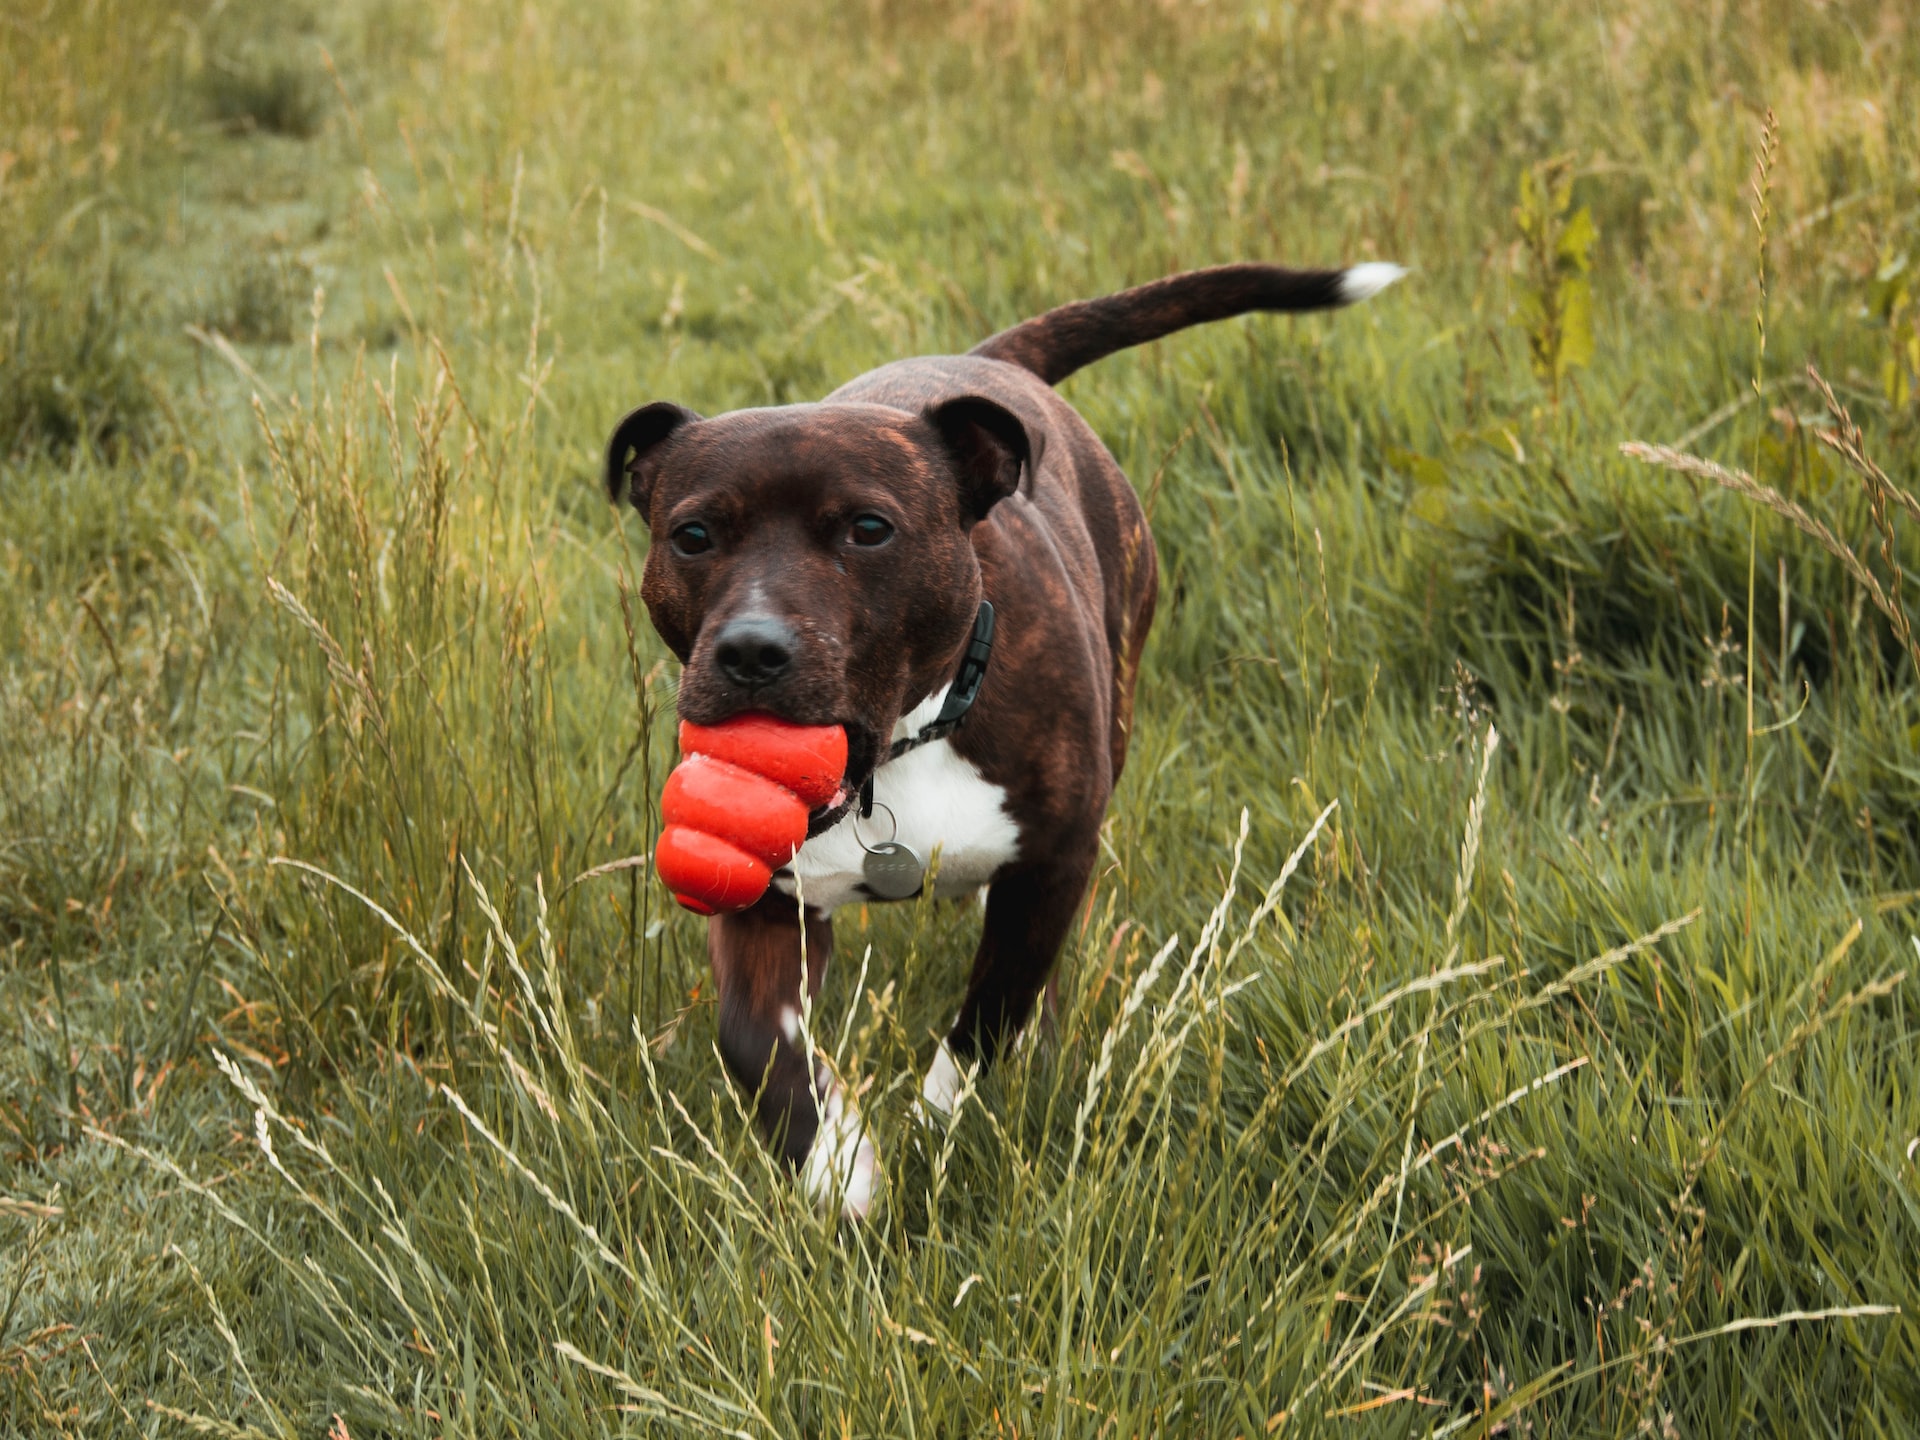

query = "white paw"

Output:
[[800, 1084, 877, 1220], [915, 1041, 965, 1125]]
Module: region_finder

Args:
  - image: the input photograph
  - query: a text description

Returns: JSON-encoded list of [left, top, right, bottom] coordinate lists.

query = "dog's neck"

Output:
[[807, 601, 997, 834]]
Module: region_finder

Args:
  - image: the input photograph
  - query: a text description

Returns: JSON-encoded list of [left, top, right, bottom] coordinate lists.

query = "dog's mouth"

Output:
[[802, 721, 883, 836], [674, 688, 884, 834], [675, 683, 841, 729], [839, 722, 882, 790], [671, 640, 904, 830]]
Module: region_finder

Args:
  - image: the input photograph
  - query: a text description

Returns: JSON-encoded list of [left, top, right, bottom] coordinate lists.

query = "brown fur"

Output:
[[606, 262, 1372, 1174]]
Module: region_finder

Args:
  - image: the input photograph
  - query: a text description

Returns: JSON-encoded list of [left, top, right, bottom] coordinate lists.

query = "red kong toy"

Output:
[[655, 715, 847, 915]]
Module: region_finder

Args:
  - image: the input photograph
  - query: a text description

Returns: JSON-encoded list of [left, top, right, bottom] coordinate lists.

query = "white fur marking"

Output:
[[890, 685, 949, 744], [800, 1082, 876, 1220], [772, 686, 1020, 915], [1338, 262, 1408, 304], [918, 1041, 964, 1122], [779, 1006, 800, 1045]]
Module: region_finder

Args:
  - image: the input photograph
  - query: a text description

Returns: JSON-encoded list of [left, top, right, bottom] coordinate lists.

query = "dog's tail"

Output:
[[968, 262, 1405, 386]]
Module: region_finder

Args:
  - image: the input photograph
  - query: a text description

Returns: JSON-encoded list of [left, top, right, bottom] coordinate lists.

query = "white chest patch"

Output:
[[773, 687, 1020, 915]]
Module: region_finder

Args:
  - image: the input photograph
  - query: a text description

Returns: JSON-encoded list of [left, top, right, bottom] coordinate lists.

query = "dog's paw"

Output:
[[801, 1085, 878, 1220], [913, 1041, 967, 1127]]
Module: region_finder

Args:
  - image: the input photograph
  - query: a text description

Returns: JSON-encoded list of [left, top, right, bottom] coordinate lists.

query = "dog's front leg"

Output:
[[708, 892, 876, 1217], [923, 843, 1098, 1117]]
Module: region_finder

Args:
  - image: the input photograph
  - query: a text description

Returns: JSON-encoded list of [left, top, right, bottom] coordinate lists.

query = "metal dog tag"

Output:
[[862, 841, 925, 900]]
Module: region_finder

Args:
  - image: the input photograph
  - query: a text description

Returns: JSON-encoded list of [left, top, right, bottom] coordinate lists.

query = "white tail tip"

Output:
[[1338, 263, 1409, 304]]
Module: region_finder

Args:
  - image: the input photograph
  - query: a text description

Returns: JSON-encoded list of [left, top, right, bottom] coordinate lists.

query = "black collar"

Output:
[[807, 601, 996, 835]]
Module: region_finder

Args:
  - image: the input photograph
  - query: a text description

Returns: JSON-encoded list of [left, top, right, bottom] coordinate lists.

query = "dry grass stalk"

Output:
[[1620, 437, 1920, 678], [1805, 366, 1920, 528]]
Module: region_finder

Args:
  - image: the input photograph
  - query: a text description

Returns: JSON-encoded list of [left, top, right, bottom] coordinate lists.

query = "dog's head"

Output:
[[605, 396, 1027, 789]]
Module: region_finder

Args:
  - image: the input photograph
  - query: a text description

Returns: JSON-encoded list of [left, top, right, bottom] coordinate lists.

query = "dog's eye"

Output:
[[849, 514, 894, 547], [670, 522, 713, 556]]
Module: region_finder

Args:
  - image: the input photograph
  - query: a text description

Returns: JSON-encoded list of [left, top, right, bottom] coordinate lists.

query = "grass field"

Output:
[[4, 0, 1920, 1433]]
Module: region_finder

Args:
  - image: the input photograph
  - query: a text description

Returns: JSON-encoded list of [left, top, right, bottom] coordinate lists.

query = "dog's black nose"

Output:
[[713, 614, 797, 689]]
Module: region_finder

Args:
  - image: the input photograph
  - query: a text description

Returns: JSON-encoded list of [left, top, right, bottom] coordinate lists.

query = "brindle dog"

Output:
[[606, 261, 1403, 1215]]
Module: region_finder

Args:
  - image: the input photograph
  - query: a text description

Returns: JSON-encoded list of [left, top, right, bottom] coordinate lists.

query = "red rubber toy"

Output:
[[655, 715, 848, 915]]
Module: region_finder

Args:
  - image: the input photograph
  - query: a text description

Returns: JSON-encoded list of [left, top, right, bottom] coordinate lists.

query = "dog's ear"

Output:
[[605, 402, 701, 513], [927, 396, 1029, 523]]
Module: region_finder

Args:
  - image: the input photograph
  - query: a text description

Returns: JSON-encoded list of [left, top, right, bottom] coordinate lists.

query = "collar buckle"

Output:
[[887, 600, 995, 759]]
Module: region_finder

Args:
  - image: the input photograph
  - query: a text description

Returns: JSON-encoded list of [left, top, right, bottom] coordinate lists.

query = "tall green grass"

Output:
[[3, 0, 1918, 1433]]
